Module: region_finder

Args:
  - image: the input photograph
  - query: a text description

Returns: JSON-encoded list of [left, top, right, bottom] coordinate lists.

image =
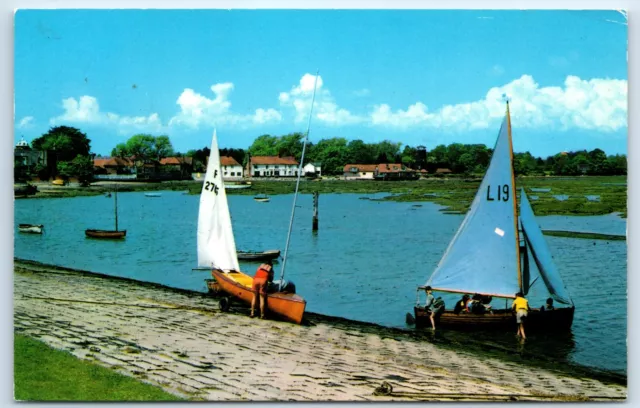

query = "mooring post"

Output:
[[312, 191, 319, 231]]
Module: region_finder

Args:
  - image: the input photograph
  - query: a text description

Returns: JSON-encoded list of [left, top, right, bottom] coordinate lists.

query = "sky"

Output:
[[14, 9, 628, 158]]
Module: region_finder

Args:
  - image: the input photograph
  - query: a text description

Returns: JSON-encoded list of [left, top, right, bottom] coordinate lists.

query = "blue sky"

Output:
[[14, 9, 628, 158]]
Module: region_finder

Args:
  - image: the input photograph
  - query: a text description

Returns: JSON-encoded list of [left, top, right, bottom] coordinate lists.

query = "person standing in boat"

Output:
[[511, 292, 531, 339], [250, 260, 274, 319]]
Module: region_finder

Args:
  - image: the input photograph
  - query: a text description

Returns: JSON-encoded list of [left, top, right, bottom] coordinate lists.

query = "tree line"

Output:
[[16, 127, 627, 183]]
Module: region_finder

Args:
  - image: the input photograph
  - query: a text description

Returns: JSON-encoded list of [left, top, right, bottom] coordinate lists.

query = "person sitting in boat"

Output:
[[250, 260, 274, 319], [540, 298, 554, 312], [453, 294, 470, 314], [511, 292, 531, 339], [481, 295, 494, 314]]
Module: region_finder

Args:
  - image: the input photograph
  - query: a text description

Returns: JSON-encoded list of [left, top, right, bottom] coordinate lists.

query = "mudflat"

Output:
[[13, 259, 626, 401]]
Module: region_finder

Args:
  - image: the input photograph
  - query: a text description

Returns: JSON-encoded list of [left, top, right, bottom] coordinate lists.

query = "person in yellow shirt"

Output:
[[511, 292, 530, 339]]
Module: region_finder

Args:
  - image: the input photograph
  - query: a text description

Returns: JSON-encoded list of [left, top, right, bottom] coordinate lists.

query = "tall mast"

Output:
[[506, 101, 522, 292], [279, 71, 319, 287], [114, 184, 119, 232]]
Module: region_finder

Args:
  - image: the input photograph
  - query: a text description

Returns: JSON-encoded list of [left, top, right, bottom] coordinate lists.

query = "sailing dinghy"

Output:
[[414, 102, 574, 332], [199, 130, 306, 324], [85, 184, 126, 239]]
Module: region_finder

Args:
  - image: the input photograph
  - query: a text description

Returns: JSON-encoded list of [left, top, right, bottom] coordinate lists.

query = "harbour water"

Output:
[[14, 191, 627, 375]]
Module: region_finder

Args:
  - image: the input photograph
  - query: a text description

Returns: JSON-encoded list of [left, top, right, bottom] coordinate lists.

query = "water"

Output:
[[14, 191, 627, 375]]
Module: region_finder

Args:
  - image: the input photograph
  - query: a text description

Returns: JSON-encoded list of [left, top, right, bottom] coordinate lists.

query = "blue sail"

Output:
[[520, 189, 573, 305], [426, 107, 521, 298]]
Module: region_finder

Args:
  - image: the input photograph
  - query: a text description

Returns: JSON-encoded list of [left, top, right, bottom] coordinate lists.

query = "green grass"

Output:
[[14, 334, 183, 401]]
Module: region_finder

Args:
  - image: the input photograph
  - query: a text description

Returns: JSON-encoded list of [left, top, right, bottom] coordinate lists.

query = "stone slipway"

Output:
[[13, 259, 626, 402]]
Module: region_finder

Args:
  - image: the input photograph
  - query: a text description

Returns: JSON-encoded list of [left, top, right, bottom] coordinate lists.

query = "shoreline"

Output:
[[14, 176, 628, 218], [13, 258, 626, 401]]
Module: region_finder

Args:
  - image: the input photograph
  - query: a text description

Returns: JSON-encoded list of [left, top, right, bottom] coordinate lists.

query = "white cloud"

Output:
[[16, 116, 34, 129], [279, 73, 365, 126], [168, 83, 282, 129], [50, 96, 165, 133], [370, 74, 627, 132]]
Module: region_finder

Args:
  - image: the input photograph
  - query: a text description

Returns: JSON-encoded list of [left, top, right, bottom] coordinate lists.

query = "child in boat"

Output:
[[511, 292, 531, 339], [541, 298, 554, 311], [453, 294, 469, 314]]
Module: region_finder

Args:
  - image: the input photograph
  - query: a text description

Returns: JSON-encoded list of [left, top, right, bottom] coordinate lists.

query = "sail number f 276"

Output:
[[486, 184, 509, 202], [204, 169, 220, 195]]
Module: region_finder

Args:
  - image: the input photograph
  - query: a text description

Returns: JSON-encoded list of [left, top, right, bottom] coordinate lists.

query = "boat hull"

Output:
[[237, 250, 281, 261], [254, 198, 270, 202], [18, 224, 43, 234], [413, 306, 575, 333], [85, 229, 127, 239], [211, 269, 306, 324]]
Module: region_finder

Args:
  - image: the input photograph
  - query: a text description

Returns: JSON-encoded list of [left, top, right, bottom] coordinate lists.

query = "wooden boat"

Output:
[[237, 249, 281, 262], [413, 101, 575, 332], [85, 184, 126, 239], [225, 183, 252, 190], [197, 130, 307, 324], [253, 194, 270, 202], [85, 229, 126, 239], [18, 224, 43, 234]]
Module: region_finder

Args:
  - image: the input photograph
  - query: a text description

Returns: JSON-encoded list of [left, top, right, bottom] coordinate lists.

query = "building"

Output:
[[248, 156, 299, 177], [343, 164, 378, 180], [303, 162, 322, 177], [93, 157, 136, 175], [159, 156, 194, 179], [435, 168, 453, 175], [14, 137, 45, 181], [220, 156, 244, 180], [375, 163, 418, 180]]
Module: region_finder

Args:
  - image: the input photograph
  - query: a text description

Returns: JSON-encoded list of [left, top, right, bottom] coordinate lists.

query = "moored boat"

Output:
[[18, 224, 44, 234], [85, 184, 127, 240], [85, 229, 127, 239], [413, 101, 575, 332], [253, 194, 270, 202], [237, 249, 281, 262]]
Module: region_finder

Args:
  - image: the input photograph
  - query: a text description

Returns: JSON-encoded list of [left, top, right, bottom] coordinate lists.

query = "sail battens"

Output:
[[196, 130, 240, 271], [520, 190, 573, 305]]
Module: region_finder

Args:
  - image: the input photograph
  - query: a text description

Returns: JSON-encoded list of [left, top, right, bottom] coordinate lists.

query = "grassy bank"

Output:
[[18, 176, 627, 217], [14, 334, 183, 401]]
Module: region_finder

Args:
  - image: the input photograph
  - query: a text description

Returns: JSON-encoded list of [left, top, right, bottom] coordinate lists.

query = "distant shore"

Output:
[[15, 175, 627, 218], [14, 258, 626, 401]]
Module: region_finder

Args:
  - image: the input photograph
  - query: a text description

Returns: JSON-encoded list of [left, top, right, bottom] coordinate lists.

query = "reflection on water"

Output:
[[14, 191, 627, 375]]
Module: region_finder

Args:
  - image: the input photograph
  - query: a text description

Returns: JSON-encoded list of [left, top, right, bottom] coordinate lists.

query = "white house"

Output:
[[220, 156, 244, 180], [248, 156, 299, 177], [303, 162, 322, 177], [343, 164, 378, 180]]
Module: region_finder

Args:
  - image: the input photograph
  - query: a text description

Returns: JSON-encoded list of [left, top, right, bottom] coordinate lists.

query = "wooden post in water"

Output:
[[312, 191, 319, 232]]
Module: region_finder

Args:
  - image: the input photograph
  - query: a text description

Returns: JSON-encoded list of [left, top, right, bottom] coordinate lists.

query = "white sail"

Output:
[[196, 130, 240, 271], [520, 189, 573, 305], [426, 105, 521, 298]]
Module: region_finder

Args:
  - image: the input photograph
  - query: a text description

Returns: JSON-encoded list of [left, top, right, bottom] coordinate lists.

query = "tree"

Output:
[[307, 138, 349, 175], [401, 145, 417, 168], [32, 126, 91, 162], [346, 139, 376, 164], [56, 155, 94, 185], [248, 134, 279, 157], [31, 126, 92, 180]]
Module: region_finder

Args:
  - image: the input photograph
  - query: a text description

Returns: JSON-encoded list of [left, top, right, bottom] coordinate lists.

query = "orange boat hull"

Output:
[[212, 269, 306, 324]]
